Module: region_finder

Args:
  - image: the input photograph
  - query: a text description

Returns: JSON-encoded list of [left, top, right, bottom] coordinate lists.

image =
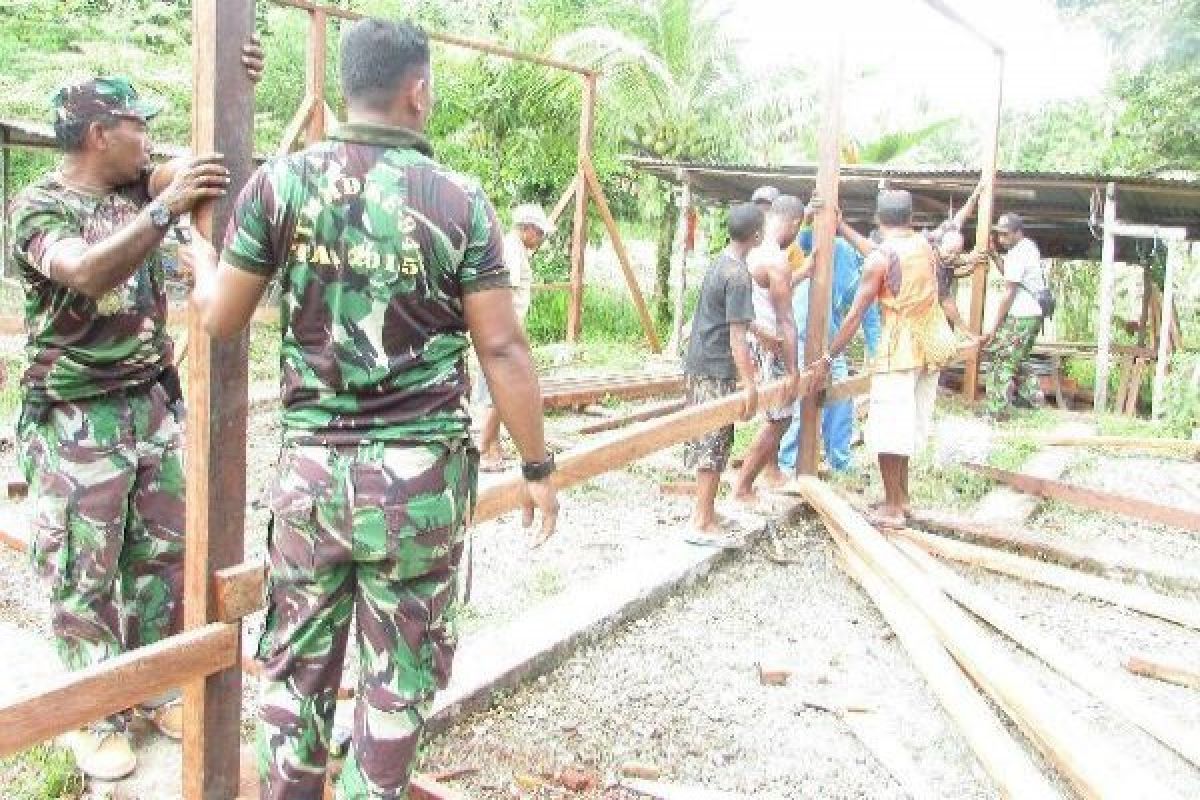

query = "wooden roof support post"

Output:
[[1152, 240, 1181, 418], [667, 172, 692, 357], [1095, 181, 1117, 412], [305, 7, 328, 145], [798, 31, 846, 475], [566, 73, 596, 343], [962, 54, 1004, 403], [186, 1, 255, 798]]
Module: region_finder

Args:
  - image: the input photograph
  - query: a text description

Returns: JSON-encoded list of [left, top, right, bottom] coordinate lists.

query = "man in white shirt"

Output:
[[477, 203, 553, 468], [982, 213, 1046, 419]]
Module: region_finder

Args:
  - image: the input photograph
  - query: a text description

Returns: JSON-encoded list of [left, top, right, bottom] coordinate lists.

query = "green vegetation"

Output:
[[0, 744, 83, 800]]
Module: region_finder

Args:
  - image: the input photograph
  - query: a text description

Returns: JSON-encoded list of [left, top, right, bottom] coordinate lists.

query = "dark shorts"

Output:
[[682, 374, 738, 472]]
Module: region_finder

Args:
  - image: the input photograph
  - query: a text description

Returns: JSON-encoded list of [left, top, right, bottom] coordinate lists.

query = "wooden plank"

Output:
[[1095, 182, 1117, 412], [797, 477, 1164, 800], [1124, 357, 1146, 416], [304, 8, 327, 145], [966, 462, 1200, 533], [799, 30, 846, 474], [542, 374, 683, 409], [0, 513, 29, 553], [582, 159, 662, 353], [898, 539, 1200, 770], [962, 54, 1004, 404], [216, 375, 800, 621], [0, 623, 237, 756], [547, 174, 578, 230], [565, 74, 596, 343], [577, 398, 687, 435], [1152, 241, 1182, 418], [275, 94, 316, 158], [1125, 654, 1200, 691], [837, 547, 1060, 800], [270, 0, 596, 76], [909, 508, 1200, 591], [842, 711, 940, 800], [186, 2, 255, 797], [897, 528, 1200, 631], [992, 432, 1200, 456], [1113, 353, 1133, 413]]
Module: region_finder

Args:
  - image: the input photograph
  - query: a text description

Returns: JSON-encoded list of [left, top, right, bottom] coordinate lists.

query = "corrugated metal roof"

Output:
[[628, 157, 1200, 259]]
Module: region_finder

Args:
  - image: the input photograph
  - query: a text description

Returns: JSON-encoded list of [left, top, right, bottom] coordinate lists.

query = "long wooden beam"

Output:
[[897, 528, 1200, 631], [0, 623, 237, 757], [1152, 241, 1182, 418], [270, 0, 596, 76], [581, 159, 662, 352], [796, 477, 1172, 800], [836, 547, 1061, 799], [962, 53, 1004, 403], [899, 539, 1200, 769], [966, 462, 1200, 533], [577, 398, 687, 435], [798, 29, 846, 474], [187, 2, 255, 797], [909, 509, 1200, 592], [1125, 654, 1200, 691], [992, 432, 1200, 455]]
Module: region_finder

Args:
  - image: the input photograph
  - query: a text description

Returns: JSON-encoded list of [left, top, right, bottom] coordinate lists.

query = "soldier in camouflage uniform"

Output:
[[8, 51, 263, 782], [185, 19, 559, 800]]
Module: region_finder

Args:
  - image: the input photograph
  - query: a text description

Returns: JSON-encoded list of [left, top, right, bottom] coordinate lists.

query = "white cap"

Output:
[[512, 203, 554, 235]]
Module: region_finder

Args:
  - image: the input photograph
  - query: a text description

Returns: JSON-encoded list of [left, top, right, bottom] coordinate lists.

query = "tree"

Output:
[[551, 0, 747, 325]]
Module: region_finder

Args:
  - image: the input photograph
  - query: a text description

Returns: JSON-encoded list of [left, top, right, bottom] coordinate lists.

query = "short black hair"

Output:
[[727, 203, 765, 243], [340, 18, 430, 112], [877, 190, 913, 226], [54, 113, 118, 152], [769, 194, 806, 220]]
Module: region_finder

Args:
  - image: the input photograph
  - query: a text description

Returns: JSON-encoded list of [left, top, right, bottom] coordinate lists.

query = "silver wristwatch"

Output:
[[146, 200, 173, 230]]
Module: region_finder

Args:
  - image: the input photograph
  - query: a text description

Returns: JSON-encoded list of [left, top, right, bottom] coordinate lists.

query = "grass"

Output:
[[1095, 413, 1177, 439], [527, 566, 565, 599], [0, 744, 83, 800]]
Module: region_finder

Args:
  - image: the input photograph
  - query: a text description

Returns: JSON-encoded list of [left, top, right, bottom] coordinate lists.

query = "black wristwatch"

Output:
[[521, 453, 556, 482], [146, 200, 174, 231]]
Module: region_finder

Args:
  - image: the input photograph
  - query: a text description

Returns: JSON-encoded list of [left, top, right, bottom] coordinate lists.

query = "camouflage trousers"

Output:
[[984, 316, 1042, 415], [17, 384, 186, 731], [256, 440, 476, 800]]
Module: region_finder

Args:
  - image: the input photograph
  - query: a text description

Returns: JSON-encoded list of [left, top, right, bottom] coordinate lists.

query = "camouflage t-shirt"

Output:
[[222, 123, 509, 446], [9, 170, 172, 403]]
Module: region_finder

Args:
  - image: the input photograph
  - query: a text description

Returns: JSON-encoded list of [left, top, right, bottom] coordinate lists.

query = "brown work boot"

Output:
[[139, 699, 183, 741], [59, 728, 136, 782]]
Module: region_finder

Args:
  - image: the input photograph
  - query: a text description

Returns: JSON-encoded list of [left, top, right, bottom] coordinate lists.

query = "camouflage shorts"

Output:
[[682, 374, 738, 473], [751, 340, 793, 422], [17, 383, 185, 731], [256, 439, 477, 800]]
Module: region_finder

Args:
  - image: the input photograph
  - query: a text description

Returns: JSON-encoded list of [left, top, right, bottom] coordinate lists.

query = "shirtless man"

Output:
[[732, 194, 805, 504]]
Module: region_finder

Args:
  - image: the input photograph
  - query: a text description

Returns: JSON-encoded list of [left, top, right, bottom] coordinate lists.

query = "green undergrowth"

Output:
[[0, 744, 83, 800], [1095, 413, 1177, 438]]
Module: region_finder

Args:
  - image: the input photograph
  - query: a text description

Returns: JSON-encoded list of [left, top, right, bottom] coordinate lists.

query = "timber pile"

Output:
[[797, 477, 1200, 799]]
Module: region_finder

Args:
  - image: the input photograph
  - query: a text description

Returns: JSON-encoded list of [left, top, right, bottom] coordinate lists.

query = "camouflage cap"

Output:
[[51, 76, 162, 126]]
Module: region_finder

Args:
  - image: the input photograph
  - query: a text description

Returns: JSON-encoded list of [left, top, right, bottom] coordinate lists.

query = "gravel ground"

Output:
[[4, 387, 1200, 799], [419, 520, 999, 800]]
